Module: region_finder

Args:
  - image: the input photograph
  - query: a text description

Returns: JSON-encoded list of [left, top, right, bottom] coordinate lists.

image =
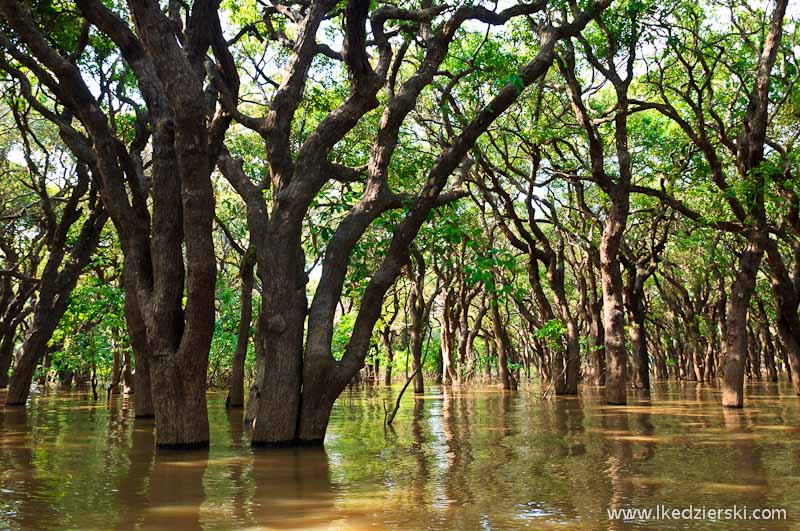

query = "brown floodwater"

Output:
[[1, 380, 800, 530]]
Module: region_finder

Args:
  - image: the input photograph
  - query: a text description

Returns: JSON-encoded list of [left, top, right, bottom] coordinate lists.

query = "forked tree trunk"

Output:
[[237, 0, 604, 447], [721, 0, 787, 407]]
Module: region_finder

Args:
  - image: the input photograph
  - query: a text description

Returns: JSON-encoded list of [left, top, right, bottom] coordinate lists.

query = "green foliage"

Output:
[[534, 320, 567, 352]]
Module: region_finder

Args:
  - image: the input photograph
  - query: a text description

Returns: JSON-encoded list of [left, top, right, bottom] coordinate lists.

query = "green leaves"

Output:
[[505, 74, 525, 93]]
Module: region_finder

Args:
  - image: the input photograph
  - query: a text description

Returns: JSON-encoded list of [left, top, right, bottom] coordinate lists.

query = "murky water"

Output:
[[1, 381, 800, 530]]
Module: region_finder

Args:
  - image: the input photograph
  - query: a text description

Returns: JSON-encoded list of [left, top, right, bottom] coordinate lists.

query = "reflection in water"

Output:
[[1, 383, 800, 530]]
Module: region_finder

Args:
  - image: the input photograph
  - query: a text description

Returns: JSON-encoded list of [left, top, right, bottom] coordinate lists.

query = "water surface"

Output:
[[1, 381, 799, 530]]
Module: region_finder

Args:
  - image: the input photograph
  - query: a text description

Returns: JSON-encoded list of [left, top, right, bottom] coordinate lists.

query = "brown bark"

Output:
[[490, 292, 515, 391], [722, 230, 767, 407], [108, 337, 123, 396], [226, 248, 255, 409], [764, 239, 800, 394], [600, 208, 629, 405], [124, 281, 154, 418], [381, 325, 394, 385], [0, 0, 230, 447]]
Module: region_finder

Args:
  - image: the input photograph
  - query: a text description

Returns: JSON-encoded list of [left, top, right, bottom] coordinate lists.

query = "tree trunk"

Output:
[[549, 258, 580, 395], [600, 206, 629, 405], [121, 347, 133, 395], [722, 230, 766, 407], [124, 285, 154, 418], [747, 329, 761, 380], [410, 321, 425, 395], [490, 293, 513, 391], [227, 249, 255, 409], [0, 330, 14, 389], [764, 239, 800, 394], [108, 336, 122, 396], [381, 326, 393, 385], [440, 294, 456, 385], [591, 299, 606, 385], [6, 323, 54, 405], [250, 234, 307, 446], [148, 357, 210, 448], [628, 310, 649, 390], [624, 270, 650, 391]]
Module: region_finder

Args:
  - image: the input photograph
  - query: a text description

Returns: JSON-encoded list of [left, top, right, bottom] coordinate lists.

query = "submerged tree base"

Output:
[[156, 440, 210, 450], [251, 438, 324, 449]]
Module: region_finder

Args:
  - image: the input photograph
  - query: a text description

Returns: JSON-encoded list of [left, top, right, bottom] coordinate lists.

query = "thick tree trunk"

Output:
[[600, 208, 628, 405], [722, 230, 766, 407], [250, 235, 307, 447], [295, 378, 337, 446], [149, 357, 210, 448], [227, 250, 254, 409]]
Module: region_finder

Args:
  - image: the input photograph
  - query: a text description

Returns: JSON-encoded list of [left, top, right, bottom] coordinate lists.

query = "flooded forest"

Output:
[[1, 0, 800, 529]]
